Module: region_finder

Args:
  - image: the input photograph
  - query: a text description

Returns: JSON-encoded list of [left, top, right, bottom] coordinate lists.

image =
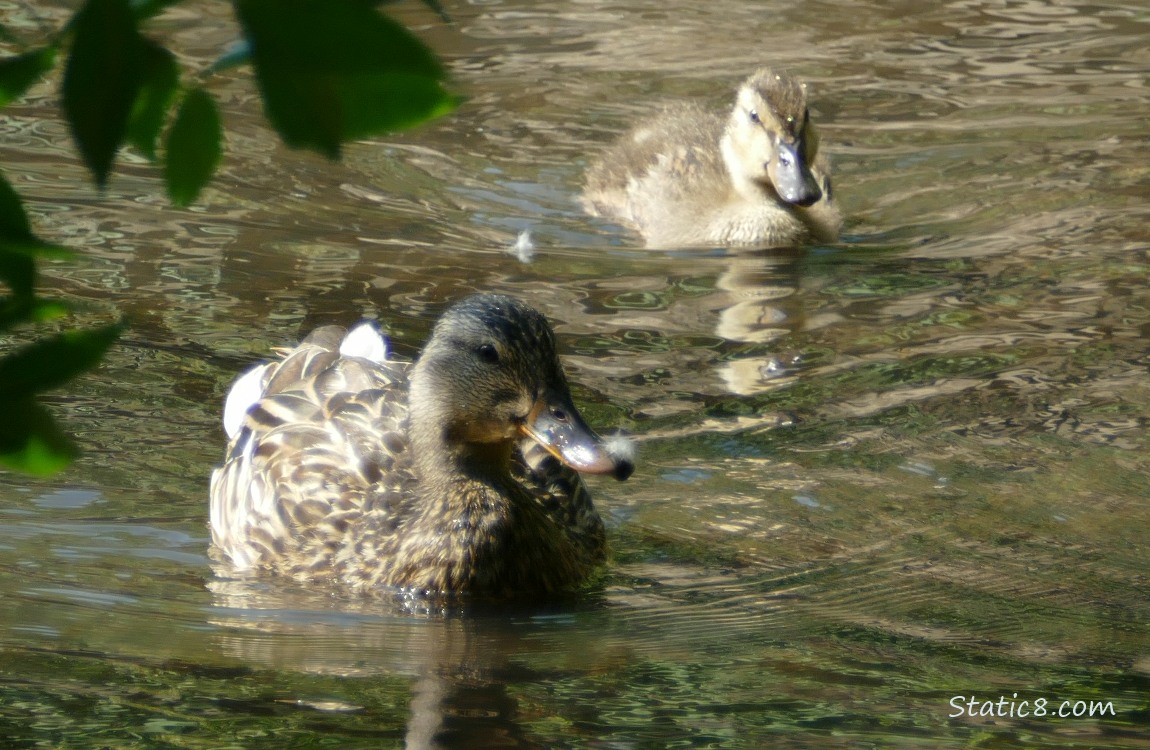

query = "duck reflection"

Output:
[[207, 574, 605, 749]]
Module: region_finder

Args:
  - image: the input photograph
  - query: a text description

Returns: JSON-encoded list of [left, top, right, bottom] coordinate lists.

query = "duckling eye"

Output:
[[476, 343, 500, 364], [748, 109, 761, 124]]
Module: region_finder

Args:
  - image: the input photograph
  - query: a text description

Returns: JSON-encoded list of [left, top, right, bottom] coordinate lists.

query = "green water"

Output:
[[2, 0, 1150, 747]]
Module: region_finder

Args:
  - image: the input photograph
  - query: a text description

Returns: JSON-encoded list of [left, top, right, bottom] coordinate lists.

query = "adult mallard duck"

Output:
[[209, 294, 634, 598], [583, 67, 841, 248]]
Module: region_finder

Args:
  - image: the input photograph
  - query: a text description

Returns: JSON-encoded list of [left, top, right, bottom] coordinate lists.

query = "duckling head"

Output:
[[722, 68, 823, 207], [409, 294, 634, 483]]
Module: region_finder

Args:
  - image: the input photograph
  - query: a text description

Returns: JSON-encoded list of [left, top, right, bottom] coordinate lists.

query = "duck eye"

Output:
[[476, 343, 500, 364], [748, 109, 760, 124]]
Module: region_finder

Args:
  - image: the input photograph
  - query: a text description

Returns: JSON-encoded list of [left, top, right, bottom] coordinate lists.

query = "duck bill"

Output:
[[770, 141, 822, 207], [520, 396, 631, 480]]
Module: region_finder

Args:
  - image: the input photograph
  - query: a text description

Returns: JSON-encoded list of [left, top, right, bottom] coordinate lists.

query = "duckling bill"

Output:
[[210, 294, 633, 598], [583, 67, 841, 248]]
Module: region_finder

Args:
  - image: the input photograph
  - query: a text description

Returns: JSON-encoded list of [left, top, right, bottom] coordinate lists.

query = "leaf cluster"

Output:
[[0, 172, 122, 473], [0, 0, 457, 473]]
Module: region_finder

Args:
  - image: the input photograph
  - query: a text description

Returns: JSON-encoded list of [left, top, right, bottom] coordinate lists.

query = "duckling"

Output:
[[209, 294, 634, 598], [583, 68, 840, 248]]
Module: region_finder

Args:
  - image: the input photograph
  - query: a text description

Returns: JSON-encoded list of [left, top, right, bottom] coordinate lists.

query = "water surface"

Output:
[[1, 0, 1149, 747]]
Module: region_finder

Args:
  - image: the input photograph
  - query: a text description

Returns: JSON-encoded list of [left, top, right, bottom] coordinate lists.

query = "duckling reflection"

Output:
[[710, 250, 826, 396], [584, 68, 840, 248]]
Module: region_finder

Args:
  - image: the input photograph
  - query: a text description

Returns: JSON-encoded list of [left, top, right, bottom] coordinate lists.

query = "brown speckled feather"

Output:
[[210, 296, 627, 598]]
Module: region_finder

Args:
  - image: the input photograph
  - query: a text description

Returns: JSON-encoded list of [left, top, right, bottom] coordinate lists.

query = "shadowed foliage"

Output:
[[0, 0, 455, 473]]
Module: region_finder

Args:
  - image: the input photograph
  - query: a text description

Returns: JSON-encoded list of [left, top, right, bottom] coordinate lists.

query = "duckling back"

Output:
[[584, 104, 740, 245]]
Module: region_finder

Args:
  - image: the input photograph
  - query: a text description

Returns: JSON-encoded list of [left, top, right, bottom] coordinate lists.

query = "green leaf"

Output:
[[0, 188, 35, 324], [0, 171, 73, 258], [0, 169, 37, 249], [233, 0, 455, 158], [0, 322, 123, 399], [0, 47, 57, 109], [338, 73, 459, 138], [0, 172, 69, 250], [126, 39, 178, 160], [0, 397, 77, 475], [62, 0, 144, 187], [0, 288, 70, 337], [29, 299, 71, 323], [164, 88, 221, 206], [0, 248, 35, 307]]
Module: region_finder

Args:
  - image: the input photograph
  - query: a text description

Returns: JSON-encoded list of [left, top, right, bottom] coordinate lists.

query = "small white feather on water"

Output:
[[509, 229, 535, 263]]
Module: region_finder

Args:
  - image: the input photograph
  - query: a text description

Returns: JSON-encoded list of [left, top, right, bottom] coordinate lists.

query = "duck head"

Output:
[[409, 294, 634, 483], [722, 68, 823, 207]]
